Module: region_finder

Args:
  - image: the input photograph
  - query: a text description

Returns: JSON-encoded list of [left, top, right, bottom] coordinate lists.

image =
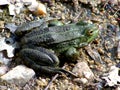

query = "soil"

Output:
[[0, 0, 120, 90]]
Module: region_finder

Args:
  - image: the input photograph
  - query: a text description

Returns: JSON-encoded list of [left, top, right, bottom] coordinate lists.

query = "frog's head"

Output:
[[84, 24, 99, 43], [77, 21, 99, 46]]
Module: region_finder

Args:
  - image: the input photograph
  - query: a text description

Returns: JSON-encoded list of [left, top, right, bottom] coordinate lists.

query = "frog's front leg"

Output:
[[65, 47, 79, 61]]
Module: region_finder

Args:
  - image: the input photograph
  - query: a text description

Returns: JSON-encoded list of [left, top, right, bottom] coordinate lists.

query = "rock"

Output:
[[74, 78, 88, 84], [0, 36, 19, 58], [23, 0, 47, 16], [0, 21, 4, 29], [0, 52, 12, 65], [29, 2, 47, 16], [36, 78, 48, 87], [80, 78, 88, 84], [0, 65, 9, 76], [101, 66, 120, 87], [0, 0, 10, 5], [1, 65, 35, 86], [72, 61, 94, 79], [117, 41, 120, 59]]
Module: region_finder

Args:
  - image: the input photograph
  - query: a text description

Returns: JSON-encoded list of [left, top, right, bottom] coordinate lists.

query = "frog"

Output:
[[14, 19, 99, 76]]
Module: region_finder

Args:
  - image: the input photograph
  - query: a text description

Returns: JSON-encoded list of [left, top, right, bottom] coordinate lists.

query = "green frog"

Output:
[[14, 20, 99, 76]]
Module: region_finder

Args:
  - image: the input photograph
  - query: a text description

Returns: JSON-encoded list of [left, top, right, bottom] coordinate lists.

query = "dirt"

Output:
[[0, 0, 120, 90]]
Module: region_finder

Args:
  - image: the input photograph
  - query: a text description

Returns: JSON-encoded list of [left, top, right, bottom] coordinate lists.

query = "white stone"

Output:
[[1, 65, 35, 86], [8, 4, 16, 15], [80, 78, 88, 84], [27, 1, 47, 15], [102, 66, 120, 86], [0, 36, 19, 58], [0, 0, 10, 5], [0, 65, 8, 76], [72, 61, 94, 79], [0, 52, 12, 65]]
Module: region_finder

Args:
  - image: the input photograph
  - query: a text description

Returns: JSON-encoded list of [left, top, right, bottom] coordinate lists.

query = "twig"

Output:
[[44, 65, 66, 90], [103, 0, 109, 8], [73, 10, 83, 22], [44, 74, 58, 90], [113, 9, 120, 17]]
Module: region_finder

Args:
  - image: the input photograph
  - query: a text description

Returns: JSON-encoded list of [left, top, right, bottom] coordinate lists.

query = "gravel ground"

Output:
[[0, 0, 120, 90]]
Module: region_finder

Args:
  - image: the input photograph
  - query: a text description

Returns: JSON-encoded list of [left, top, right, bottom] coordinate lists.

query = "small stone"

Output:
[[8, 4, 19, 16], [0, 52, 12, 65], [27, 1, 47, 16], [0, 36, 19, 58], [97, 48, 104, 55], [116, 86, 120, 90], [36, 3, 47, 16], [0, 21, 4, 29], [74, 78, 88, 84], [101, 66, 120, 86], [0, 65, 9, 76], [117, 41, 120, 59], [0, 0, 10, 5], [36, 78, 47, 87], [1, 65, 35, 86], [80, 78, 88, 84], [72, 61, 94, 79]]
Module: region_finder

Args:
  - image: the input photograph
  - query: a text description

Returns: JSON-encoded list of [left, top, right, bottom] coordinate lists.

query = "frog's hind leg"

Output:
[[19, 47, 59, 66], [19, 48, 61, 73], [19, 47, 77, 77], [21, 56, 77, 77], [20, 55, 62, 74]]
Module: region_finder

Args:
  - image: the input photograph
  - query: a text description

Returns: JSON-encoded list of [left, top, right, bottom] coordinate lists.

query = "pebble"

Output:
[[36, 78, 47, 87], [0, 65, 35, 86], [80, 78, 88, 84], [0, 21, 4, 29], [72, 61, 94, 79], [0, 65, 9, 76], [0, 52, 12, 65], [101, 66, 120, 87], [97, 48, 104, 55], [117, 41, 120, 59], [74, 78, 88, 84], [0, 0, 10, 5], [0, 36, 19, 58], [27, 1, 47, 16]]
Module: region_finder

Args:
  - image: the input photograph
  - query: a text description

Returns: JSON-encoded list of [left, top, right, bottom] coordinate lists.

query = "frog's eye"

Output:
[[87, 30, 93, 36]]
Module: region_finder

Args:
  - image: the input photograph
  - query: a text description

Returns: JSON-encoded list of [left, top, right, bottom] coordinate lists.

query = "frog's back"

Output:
[[21, 23, 85, 46]]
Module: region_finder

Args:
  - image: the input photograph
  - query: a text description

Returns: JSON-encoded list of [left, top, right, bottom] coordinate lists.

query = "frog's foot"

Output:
[[33, 64, 77, 77], [26, 60, 77, 77], [39, 65, 77, 77]]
